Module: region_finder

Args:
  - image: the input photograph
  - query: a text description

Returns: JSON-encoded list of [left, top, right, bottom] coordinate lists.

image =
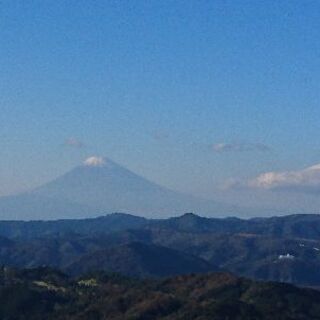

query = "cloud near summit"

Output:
[[229, 163, 320, 193]]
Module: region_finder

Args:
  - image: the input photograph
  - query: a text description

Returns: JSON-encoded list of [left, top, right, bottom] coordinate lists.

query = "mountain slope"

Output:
[[65, 241, 217, 277], [0, 194, 100, 220]]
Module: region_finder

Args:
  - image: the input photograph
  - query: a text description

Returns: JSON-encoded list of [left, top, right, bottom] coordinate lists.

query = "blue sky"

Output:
[[1, 1, 320, 212]]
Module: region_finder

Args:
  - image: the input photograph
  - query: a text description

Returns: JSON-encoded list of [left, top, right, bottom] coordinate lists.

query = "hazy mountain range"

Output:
[[1, 212, 320, 287], [0, 156, 248, 220]]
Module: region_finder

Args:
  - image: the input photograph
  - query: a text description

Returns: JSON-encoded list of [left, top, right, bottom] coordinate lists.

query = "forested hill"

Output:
[[1, 267, 320, 320]]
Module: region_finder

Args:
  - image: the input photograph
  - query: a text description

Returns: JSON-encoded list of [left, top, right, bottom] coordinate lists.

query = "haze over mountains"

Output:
[[0, 156, 244, 220]]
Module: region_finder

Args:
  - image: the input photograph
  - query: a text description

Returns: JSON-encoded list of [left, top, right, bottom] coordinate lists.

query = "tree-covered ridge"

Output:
[[2, 213, 320, 286], [1, 267, 320, 320]]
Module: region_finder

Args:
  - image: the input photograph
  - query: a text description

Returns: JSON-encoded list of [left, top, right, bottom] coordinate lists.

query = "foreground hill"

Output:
[[1, 267, 320, 320]]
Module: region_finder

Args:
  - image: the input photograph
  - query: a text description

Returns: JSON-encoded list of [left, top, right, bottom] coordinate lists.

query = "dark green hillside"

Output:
[[145, 229, 320, 286], [65, 242, 216, 277], [1, 267, 320, 319]]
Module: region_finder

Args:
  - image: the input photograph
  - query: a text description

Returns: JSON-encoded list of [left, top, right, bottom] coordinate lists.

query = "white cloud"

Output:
[[246, 163, 320, 193], [213, 142, 270, 153], [65, 137, 84, 148], [83, 156, 106, 167]]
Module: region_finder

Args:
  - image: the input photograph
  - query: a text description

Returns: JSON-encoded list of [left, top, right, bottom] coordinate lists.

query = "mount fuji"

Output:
[[0, 156, 242, 220]]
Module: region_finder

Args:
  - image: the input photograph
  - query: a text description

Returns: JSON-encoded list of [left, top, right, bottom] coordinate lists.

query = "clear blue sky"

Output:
[[1, 0, 320, 212]]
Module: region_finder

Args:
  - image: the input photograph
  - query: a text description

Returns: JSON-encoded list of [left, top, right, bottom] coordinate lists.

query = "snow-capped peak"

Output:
[[83, 156, 106, 167]]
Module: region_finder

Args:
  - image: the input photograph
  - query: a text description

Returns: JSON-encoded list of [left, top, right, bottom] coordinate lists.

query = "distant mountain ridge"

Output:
[[1, 212, 320, 239]]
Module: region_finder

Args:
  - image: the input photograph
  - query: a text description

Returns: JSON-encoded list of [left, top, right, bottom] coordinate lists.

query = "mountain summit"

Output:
[[83, 156, 108, 167], [0, 156, 239, 220]]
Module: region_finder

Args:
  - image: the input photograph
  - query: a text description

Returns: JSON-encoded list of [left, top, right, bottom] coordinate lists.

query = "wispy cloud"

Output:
[[213, 142, 270, 153], [64, 137, 84, 148], [229, 163, 320, 193]]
